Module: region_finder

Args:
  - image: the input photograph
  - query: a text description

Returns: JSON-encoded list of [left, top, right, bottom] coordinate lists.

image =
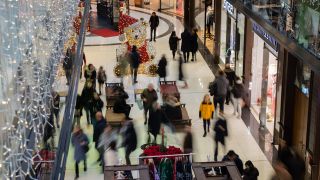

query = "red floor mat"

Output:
[[90, 28, 119, 37]]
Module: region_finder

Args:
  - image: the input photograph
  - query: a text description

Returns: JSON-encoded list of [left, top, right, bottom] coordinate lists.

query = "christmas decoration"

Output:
[[0, 0, 80, 178], [114, 64, 122, 77], [116, 6, 156, 64], [148, 64, 158, 76]]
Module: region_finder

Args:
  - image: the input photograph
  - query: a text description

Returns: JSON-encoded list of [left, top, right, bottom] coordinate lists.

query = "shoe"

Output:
[[153, 39, 156, 42], [144, 121, 147, 125], [191, 59, 194, 62], [84, 167, 87, 172], [134, 81, 138, 84], [149, 39, 152, 42], [208, 128, 210, 132], [75, 175, 79, 179], [226, 102, 229, 105], [203, 132, 207, 137]]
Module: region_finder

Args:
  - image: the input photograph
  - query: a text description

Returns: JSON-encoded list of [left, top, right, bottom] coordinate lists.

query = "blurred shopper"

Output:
[[74, 94, 83, 127], [149, 12, 159, 42], [113, 89, 132, 120], [224, 64, 236, 105], [178, 54, 188, 88], [104, 141, 119, 166], [169, 31, 181, 59], [148, 102, 168, 143], [183, 126, 193, 154], [71, 126, 89, 179], [243, 160, 259, 180], [157, 54, 167, 82], [232, 77, 245, 118], [93, 112, 107, 163], [141, 83, 158, 125], [181, 28, 191, 63], [63, 47, 74, 85], [130, 45, 140, 84], [199, 94, 215, 137], [163, 94, 182, 121], [84, 63, 97, 89], [210, 70, 229, 113], [97, 66, 107, 95], [81, 81, 95, 125], [222, 150, 244, 175], [213, 114, 228, 161], [52, 91, 60, 128], [190, 28, 198, 62], [121, 121, 137, 165], [89, 92, 104, 125]]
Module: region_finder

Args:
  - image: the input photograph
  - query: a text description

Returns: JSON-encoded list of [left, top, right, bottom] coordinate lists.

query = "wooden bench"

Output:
[[105, 106, 126, 127], [159, 81, 180, 101], [105, 82, 123, 106], [104, 165, 150, 180], [162, 104, 191, 128]]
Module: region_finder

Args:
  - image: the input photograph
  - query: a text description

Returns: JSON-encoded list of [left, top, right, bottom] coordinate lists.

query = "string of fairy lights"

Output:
[[0, 0, 80, 179]]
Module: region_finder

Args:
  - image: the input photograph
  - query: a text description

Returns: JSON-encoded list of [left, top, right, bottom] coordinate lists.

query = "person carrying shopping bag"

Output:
[[199, 94, 215, 137]]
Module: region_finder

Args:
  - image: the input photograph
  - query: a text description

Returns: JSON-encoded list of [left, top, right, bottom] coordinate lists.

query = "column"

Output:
[[213, 0, 222, 64], [259, 46, 269, 128]]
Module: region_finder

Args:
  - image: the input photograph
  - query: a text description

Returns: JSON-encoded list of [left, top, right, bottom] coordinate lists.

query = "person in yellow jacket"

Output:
[[199, 94, 215, 137]]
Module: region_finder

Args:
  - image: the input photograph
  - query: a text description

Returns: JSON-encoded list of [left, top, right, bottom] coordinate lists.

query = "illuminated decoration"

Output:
[[117, 4, 156, 64], [148, 64, 158, 76], [114, 64, 122, 77], [74, 1, 90, 35], [0, 0, 80, 178]]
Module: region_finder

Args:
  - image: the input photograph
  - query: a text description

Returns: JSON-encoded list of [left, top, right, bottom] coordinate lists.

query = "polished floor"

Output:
[[63, 6, 275, 180]]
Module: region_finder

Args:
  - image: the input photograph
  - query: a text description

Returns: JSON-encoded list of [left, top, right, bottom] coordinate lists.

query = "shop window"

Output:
[[294, 62, 311, 96]]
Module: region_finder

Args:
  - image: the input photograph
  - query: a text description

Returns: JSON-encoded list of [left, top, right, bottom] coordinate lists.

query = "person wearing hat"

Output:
[[231, 77, 245, 118]]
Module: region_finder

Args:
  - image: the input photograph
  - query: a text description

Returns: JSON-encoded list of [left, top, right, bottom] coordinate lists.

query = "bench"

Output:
[[162, 104, 191, 129], [159, 81, 180, 101], [105, 106, 126, 127], [105, 82, 123, 106]]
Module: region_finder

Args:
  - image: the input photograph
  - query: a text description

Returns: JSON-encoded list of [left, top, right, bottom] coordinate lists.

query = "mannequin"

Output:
[[206, 6, 214, 35]]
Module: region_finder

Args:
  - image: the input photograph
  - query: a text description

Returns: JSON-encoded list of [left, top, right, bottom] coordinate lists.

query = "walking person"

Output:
[[178, 54, 188, 88], [89, 92, 104, 125], [190, 28, 198, 62], [84, 64, 97, 89], [199, 94, 215, 137], [71, 126, 89, 179], [97, 66, 107, 95], [169, 31, 181, 59], [114, 89, 132, 120], [157, 54, 167, 83], [130, 45, 140, 84], [232, 77, 245, 118], [181, 28, 191, 62], [222, 150, 244, 175], [52, 91, 60, 128], [243, 160, 259, 180], [63, 47, 74, 85], [81, 81, 95, 125], [224, 63, 236, 105], [148, 102, 168, 143], [141, 83, 158, 125], [104, 141, 119, 166], [121, 121, 137, 165], [93, 112, 107, 163], [149, 12, 159, 42], [74, 95, 83, 127], [210, 70, 229, 114], [213, 114, 228, 161]]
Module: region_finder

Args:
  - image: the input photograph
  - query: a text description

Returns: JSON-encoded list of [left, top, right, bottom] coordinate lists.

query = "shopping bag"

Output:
[[137, 99, 144, 110]]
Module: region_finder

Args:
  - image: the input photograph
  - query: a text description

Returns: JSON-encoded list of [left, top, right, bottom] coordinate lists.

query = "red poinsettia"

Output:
[[143, 145, 182, 161]]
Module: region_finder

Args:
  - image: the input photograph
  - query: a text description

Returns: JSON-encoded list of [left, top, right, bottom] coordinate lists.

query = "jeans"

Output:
[[214, 139, 225, 161], [172, 50, 177, 59], [191, 51, 196, 61], [233, 98, 242, 117], [150, 28, 157, 40], [214, 96, 226, 113], [75, 159, 87, 177], [132, 67, 138, 82], [183, 51, 190, 62], [203, 119, 210, 133]]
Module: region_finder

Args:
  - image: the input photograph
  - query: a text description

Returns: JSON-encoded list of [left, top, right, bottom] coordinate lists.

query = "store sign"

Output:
[[223, 0, 234, 15], [253, 23, 278, 50]]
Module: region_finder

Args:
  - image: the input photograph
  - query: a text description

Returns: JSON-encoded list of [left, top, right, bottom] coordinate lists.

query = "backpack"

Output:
[[208, 82, 217, 96]]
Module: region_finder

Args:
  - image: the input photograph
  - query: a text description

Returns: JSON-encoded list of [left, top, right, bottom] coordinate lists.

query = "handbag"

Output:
[[82, 144, 89, 153], [137, 99, 144, 110]]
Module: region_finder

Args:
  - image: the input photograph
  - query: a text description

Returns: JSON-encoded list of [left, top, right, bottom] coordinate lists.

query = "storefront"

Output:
[[218, 0, 245, 76]]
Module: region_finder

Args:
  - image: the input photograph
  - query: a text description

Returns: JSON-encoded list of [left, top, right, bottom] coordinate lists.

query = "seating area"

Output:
[[159, 81, 180, 101], [105, 82, 123, 106], [162, 104, 191, 129], [105, 106, 126, 127]]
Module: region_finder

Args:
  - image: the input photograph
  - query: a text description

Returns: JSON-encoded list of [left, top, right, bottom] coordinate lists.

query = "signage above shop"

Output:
[[223, 0, 234, 15], [253, 22, 278, 50]]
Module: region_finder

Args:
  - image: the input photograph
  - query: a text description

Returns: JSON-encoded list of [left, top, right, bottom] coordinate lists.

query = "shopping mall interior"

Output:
[[1, 0, 320, 179]]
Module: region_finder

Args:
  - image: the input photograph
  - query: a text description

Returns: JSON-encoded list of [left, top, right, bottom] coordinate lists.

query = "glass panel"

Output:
[[294, 61, 311, 96], [220, 9, 227, 64], [236, 13, 245, 76]]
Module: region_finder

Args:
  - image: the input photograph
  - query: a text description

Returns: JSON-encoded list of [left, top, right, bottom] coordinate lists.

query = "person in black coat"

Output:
[[181, 28, 192, 63], [81, 81, 95, 125], [74, 94, 83, 127], [148, 102, 168, 143], [84, 64, 97, 89], [157, 55, 167, 82], [169, 31, 181, 59], [190, 28, 198, 62], [243, 160, 259, 180], [93, 112, 107, 162], [130, 46, 140, 84], [90, 92, 104, 125], [224, 64, 236, 105], [52, 91, 60, 128], [222, 150, 244, 175], [149, 12, 159, 42], [178, 55, 188, 88], [122, 121, 137, 165], [214, 114, 228, 161], [113, 90, 132, 120]]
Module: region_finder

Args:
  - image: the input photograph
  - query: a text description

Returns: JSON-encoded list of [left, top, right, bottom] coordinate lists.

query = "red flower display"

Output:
[[143, 145, 182, 161]]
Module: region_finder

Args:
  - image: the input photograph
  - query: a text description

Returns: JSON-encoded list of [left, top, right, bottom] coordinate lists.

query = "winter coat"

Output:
[[190, 33, 198, 52], [75, 95, 83, 117], [130, 51, 140, 69], [149, 15, 159, 29], [157, 57, 167, 78], [222, 154, 244, 175], [214, 118, 228, 143], [113, 97, 129, 113], [178, 56, 184, 80], [71, 132, 89, 162], [84, 69, 97, 81], [81, 86, 95, 107], [169, 36, 180, 51], [213, 75, 229, 97], [181, 30, 191, 52], [232, 83, 245, 99], [243, 167, 259, 180], [93, 119, 107, 143], [141, 89, 158, 109], [183, 132, 193, 154], [97, 70, 107, 84], [89, 98, 104, 118], [63, 49, 74, 70], [199, 102, 215, 120], [224, 68, 236, 87], [123, 123, 137, 154], [148, 108, 167, 136]]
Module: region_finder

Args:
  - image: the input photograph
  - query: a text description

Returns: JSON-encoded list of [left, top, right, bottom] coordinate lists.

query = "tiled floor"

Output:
[[63, 6, 275, 180]]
